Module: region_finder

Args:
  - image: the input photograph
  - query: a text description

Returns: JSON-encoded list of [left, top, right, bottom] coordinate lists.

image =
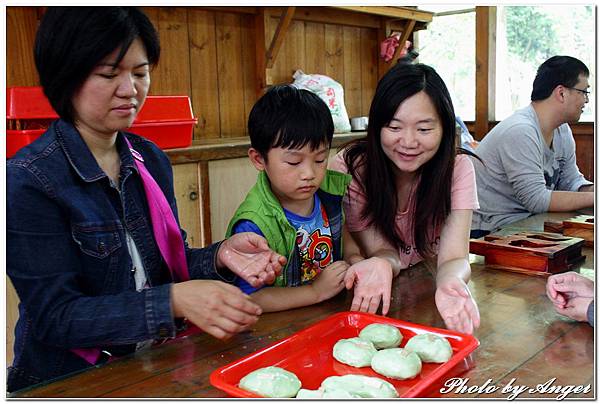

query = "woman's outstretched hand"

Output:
[[435, 275, 480, 334], [217, 232, 287, 288]]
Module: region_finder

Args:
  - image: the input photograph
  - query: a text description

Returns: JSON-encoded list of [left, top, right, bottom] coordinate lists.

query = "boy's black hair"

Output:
[[531, 56, 589, 101], [248, 85, 334, 159], [34, 7, 160, 122]]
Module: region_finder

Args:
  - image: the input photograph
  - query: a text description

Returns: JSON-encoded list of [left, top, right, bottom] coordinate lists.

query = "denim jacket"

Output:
[[7, 119, 234, 392]]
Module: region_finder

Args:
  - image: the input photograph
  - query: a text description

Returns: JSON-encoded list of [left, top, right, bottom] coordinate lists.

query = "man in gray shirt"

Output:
[[471, 56, 594, 235]]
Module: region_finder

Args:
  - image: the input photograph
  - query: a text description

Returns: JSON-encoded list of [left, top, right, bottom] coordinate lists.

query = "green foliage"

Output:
[[417, 12, 476, 119], [505, 6, 559, 64]]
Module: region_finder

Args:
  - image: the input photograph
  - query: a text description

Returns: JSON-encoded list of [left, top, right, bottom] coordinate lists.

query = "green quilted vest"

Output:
[[226, 169, 351, 286]]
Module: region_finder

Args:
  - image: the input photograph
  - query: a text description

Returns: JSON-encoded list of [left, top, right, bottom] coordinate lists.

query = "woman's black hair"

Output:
[[343, 62, 470, 258], [34, 7, 160, 122], [248, 85, 334, 160]]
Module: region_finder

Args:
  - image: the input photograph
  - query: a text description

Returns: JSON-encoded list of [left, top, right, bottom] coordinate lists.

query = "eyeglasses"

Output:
[[566, 87, 591, 100]]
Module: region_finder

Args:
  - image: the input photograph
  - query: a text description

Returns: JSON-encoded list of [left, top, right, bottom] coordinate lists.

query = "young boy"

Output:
[[226, 85, 352, 312]]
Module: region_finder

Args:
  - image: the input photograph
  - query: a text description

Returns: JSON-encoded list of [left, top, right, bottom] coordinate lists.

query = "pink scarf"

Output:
[[72, 136, 189, 364]]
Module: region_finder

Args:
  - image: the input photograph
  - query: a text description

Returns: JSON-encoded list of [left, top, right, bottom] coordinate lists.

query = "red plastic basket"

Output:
[[7, 129, 46, 158], [129, 96, 197, 150], [6, 87, 57, 120], [209, 311, 479, 398], [6, 87, 197, 157]]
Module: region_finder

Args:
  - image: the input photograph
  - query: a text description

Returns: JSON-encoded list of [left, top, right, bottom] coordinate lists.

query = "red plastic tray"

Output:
[[210, 311, 479, 398]]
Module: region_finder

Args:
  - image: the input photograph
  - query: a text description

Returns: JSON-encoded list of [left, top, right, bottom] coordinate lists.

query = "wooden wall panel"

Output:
[[324, 24, 344, 84], [304, 22, 326, 74], [282, 21, 307, 83], [188, 9, 220, 139], [240, 16, 258, 129], [268, 17, 306, 85], [145, 8, 191, 96], [573, 133, 594, 182], [360, 27, 379, 116], [7, 7, 39, 87], [209, 157, 258, 242], [172, 163, 202, 247], [215, 12, 246, 137], [342, 26, 362, 118], [264, 12, 278, 83]]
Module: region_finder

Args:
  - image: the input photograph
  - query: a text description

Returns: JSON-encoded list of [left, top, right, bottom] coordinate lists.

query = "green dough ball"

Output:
[[359, 323, 403, 349], [332, 337, 377, 367], [239, 366, 301, 398], [323, 389, 362, 398], [295, 388, 360, 398], [371, 348, 422, 380], [321, 374, 399, 398], [295, 388, 323, 398], [404, 333, 453, 363]]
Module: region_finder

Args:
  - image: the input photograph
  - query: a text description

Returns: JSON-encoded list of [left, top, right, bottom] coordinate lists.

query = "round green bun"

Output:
[[239, 366, 301, 398], [359, 323, 403, 349], [404, 333, 453, 363], [332, 337, 377, 367], [371, 348, 422, 380], [295, 388, 361, 398], [321, 374, 399, 398]]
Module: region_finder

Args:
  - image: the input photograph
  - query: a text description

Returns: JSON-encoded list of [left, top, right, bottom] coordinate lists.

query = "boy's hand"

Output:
[[217, 233, 287, 288], [435, 275, 480, 335], [171, 280, 262, 340], [344, 257, 393, 315], [311, 261, 349, 302]]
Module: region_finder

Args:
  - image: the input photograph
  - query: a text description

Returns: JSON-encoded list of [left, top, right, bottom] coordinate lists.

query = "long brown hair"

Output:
[[343, 63, 473, 258]]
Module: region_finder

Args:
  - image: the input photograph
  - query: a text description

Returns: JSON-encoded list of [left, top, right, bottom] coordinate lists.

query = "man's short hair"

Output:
[[531, 56, 589, 101], [248, 85, 334, 159]]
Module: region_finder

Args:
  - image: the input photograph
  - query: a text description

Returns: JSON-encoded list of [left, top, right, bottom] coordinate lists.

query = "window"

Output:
[[495, 5, 595, 122], [416, 6, 476, 121]]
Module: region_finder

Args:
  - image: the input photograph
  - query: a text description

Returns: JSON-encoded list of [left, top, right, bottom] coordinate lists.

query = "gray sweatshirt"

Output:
[[472, 104, 592, 231]]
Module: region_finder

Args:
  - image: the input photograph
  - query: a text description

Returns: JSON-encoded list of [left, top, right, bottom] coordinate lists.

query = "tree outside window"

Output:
[[416, 6, 476, 121], [417, 5, 594, 123], [496, 5, 595, 122]]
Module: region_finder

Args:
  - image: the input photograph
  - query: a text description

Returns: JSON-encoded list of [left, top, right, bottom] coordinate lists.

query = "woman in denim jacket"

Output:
[[6, 7, 285, 392]]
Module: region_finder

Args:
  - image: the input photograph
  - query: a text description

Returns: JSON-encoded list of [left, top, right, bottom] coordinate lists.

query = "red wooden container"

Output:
[[469, 231, 586, 276], [210, 311, 479, 398]]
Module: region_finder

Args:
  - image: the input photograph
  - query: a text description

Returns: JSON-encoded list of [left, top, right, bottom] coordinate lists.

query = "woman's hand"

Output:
[[435, 275, 480, 334], [217, 233, 287, 288], [171, 280, 262, 339], [344, 257, 393, 315], [310, 260, 349, 302]]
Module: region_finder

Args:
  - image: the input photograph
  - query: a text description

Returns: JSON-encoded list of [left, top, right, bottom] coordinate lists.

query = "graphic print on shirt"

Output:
[[296, 203, 333, 283], [544, 165, 560, 190]]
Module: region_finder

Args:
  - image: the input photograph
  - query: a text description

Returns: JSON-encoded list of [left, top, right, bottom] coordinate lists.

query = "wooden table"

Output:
[[11, 212, 594, 398]]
